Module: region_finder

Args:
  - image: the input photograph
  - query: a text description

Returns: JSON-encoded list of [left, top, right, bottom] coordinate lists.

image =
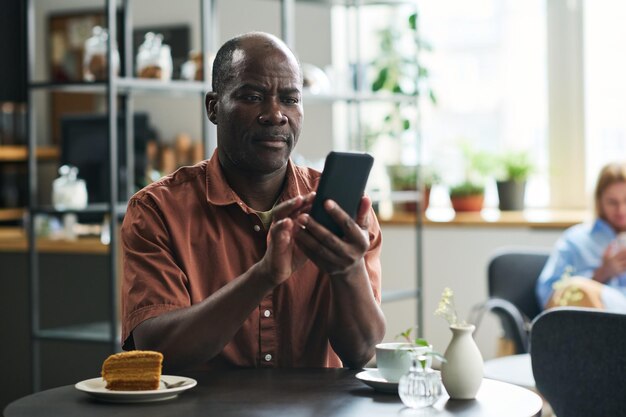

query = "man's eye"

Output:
[[244, 95, 262, 102], [282, 97, 299, 104]]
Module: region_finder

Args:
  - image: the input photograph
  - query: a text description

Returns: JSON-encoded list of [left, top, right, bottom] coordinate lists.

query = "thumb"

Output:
[[268, 218, 293, 256]]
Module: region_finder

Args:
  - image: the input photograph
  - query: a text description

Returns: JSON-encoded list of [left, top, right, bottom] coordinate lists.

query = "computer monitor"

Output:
[[60, 113, 151, 211]]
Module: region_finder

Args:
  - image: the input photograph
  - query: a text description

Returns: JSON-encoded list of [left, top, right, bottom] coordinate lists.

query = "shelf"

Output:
[[32, 202, 127, 217], [376, 208, 589, 229], [304, 91, 417, 104], [29, 81, 107, 93], [0, 208, 25, 222], [370, 190, 421, 203], [0, 145, 59, 162], [34, 321, 118, 344], [116, 78, 210, 95], [298, 0, 418, 6], [0, 228, 111, 254], [29, 80, 417, 103]]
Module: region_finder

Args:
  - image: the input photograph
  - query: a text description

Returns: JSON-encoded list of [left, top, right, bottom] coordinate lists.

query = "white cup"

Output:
[[375, 342, 432, 383]]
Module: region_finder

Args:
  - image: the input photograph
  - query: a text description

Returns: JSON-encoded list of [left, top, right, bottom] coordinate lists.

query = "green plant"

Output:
[[387, 164, 440, 191], [364, 10, 435, 153], [449, 181, 484, 197], [387, 164, 417, 190], [498, 151, 534, 182], [420, 165, 441, 188], [396, 328, 446, 369]]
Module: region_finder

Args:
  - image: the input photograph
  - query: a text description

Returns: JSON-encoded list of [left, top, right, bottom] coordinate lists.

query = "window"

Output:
[[417, 0, 548, 208], [584, 1, 626, 192]]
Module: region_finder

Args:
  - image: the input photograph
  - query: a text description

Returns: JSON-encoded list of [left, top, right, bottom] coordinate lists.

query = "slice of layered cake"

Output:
[[101, 350, 164, 391]]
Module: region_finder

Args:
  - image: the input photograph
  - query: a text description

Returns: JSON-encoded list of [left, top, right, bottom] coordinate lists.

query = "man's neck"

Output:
[[221, 163, 288, 212]]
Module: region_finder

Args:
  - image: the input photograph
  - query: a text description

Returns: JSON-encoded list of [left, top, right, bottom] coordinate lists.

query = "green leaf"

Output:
[[372, 68, 388, 92], [402, 119, 411, 131], [409, 13, 417, 30], [429, 90, 437, 105], [414, 338, 429, 347]]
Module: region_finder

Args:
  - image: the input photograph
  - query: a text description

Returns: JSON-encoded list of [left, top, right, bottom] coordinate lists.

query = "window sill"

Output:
[[378, 208, 591, 229]]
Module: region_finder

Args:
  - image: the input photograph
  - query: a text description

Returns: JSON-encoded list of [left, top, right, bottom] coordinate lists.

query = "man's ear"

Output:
[[205, 92, 218, 125]]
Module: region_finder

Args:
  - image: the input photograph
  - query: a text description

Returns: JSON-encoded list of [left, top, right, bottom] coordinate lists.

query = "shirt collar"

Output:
[[205, 149, 309, 208], [592, 217, 616, 237]]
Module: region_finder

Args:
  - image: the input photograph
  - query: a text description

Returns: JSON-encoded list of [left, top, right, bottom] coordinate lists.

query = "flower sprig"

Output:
[[552, 266, 584, 306], [434, 287, 466, 326]]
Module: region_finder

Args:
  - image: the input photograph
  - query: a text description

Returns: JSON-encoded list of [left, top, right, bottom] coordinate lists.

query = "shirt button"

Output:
[[253, 225, 261, 232], [264, 354, 272, 362], [263, 309, 271, 317]]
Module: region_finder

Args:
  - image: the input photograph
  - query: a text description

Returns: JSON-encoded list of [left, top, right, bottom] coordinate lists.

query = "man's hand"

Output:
[[258, 192, 315, 285], [294, 195, 371, 276], [293, 195, 384, 368], [595, 246, 626, 283]]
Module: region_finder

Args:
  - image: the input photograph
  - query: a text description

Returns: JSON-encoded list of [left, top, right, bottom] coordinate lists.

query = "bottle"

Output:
[[83, 26, 120, 81], [136, 33, 173, 80], [52, 165, 88, 211]]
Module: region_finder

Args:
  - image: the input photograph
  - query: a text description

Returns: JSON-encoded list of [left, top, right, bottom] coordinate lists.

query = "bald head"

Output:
[[211, 32, 302, 94]]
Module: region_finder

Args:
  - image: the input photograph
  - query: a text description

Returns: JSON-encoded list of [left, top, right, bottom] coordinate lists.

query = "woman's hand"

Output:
[[594, 246, 626, 283]]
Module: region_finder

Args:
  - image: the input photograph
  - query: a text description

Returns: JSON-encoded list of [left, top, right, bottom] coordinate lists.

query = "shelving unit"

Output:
[[24, 0, 216, 391], [24, 0, 422, 391]]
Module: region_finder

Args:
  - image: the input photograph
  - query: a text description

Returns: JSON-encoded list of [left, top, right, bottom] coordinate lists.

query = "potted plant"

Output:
[[448, 144, 493, 212], [419, 165, 440, 212], [495, 151, 534, 211], [449, 181, 485, 212], [387, 164, 440, 212], [387, 164, 418, 212]]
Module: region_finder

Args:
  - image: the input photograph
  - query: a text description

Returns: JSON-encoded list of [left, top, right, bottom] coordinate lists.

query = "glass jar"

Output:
[[398, 354, 442, 409], [52, 165, 88, 211], [83, 26, 120, 82], [136, 32, 173, 81]]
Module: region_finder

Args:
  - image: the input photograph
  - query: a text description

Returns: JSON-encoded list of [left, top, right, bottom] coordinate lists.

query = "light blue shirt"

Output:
[[536, 218, 626, 308]]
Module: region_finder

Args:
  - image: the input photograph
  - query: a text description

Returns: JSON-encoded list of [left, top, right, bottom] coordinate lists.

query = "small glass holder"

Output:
[[398, 353, 442, 409]]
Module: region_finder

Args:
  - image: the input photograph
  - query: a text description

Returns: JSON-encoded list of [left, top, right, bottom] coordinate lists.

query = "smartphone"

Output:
[[309, 151, 374, 237]]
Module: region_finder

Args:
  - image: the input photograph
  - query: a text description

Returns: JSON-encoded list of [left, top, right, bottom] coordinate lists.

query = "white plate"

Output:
[[355, 368, 398, 393], [75, 375, 197, 403]]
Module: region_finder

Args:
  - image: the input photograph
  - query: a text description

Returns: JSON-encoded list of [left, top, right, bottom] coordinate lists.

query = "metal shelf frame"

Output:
[[25, 0, 216, 392]]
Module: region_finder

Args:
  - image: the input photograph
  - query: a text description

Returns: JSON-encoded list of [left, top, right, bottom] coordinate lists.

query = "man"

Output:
[[121, 32, 385, 372]]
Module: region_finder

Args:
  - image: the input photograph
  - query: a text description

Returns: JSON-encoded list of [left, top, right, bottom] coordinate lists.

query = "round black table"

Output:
[[4, 369, 543, 417]]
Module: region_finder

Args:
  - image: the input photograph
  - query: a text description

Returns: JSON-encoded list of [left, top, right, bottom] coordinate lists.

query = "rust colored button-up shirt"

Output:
[[121, 151, 382, 369]]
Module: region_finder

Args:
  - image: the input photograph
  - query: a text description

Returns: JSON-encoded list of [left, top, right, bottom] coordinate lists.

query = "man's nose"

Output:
[[258, 99, 288, 125]]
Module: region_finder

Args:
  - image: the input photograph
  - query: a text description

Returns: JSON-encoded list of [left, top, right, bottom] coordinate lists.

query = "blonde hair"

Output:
[[594, 162, 626, 219]]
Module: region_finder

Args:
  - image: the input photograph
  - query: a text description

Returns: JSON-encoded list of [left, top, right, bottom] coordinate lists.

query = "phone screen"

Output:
[[309, 151, 374, 237]]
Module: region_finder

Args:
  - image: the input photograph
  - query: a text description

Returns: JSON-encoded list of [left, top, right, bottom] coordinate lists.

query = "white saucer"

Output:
[[355, 368, 398, 393], [75, 375, 197, 403]]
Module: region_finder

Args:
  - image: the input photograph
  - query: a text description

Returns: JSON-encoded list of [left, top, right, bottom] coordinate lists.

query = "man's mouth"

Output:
[[253, 135, 289, 148]]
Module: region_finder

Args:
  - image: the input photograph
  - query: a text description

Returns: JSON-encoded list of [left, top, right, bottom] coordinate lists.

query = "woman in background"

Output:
[[536, 162, 626, 312]]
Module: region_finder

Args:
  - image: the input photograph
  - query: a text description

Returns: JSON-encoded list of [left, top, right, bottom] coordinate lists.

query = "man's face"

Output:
[[210, 43, 303, 175], [600, 182, 626, 232]]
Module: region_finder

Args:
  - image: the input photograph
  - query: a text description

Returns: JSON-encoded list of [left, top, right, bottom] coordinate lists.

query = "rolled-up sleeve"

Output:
[[536, 237, 574, 308], [121, 196, 190, 350]]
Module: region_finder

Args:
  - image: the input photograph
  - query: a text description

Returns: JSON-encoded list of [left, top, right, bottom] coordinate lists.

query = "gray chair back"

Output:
[[488, 250, 547, 321], [531, 307, 626, 417], [479, 250, 549, 353]]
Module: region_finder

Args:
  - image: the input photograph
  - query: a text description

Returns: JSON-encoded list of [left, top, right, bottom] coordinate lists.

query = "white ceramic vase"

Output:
[[441, 324, 483, 399]]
